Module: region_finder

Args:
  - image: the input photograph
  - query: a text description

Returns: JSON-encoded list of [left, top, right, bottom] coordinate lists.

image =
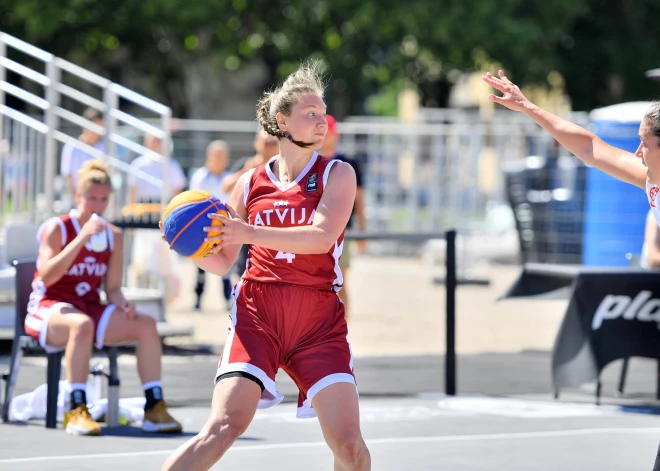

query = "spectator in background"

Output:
[[60, 108, 105, 197], [1, 139, 15, 207], [128, 134, 186, 293], [128, 134, 187, 205], [221, 126, 279, 194], [189, 140, 233, 310], [319, 115, 366, 319], [222, 127, 279, 278]]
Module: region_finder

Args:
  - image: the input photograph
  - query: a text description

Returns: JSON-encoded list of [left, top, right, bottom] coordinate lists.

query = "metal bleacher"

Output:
[[0, 32, 192, 340]]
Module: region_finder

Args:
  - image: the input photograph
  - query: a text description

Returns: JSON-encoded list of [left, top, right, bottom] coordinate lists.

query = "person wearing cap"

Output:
[[319, 115, 366, 319]]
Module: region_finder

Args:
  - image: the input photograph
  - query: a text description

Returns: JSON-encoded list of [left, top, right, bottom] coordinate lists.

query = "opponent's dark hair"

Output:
[[645, 101, 660, 140]]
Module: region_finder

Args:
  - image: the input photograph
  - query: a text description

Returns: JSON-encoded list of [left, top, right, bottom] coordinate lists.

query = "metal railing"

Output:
[[159, 111, 589, 277], [0, 31, 172, 225], [0, 32, 176, 294]]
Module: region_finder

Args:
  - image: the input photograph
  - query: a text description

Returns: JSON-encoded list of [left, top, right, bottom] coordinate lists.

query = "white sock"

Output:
[[70, 383, 86, 392], [142, 380, 163, 391]]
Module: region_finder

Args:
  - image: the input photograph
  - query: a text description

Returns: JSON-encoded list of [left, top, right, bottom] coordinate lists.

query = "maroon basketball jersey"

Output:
[[30, 210, 114, 305], [241, 153, 345, 291]]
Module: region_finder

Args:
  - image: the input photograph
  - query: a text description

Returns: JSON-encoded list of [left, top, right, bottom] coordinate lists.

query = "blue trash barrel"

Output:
[[582, 102, 651, 266]]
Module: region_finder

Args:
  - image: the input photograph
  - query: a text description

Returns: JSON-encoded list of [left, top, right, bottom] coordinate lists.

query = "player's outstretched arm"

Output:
[[207, 161, 356, 254], [483, 70, 647, 189]]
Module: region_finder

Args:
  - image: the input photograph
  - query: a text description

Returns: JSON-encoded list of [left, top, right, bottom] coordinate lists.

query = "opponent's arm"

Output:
[[483, 70, 647, 189]]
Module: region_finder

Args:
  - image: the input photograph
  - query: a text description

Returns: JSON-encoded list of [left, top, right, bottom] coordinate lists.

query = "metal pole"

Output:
[[657, 360, 660, 401], [160, 108, 171, 215], [44, 59, 60, 218], [0, 37, 6, 143], [17, 121, 27, 219], [159, 109, 172, 293], [445, 229, 457, 396], [0, 38, 6, 222], [103, 87, 118, 221], [45, 352, 63, 428]]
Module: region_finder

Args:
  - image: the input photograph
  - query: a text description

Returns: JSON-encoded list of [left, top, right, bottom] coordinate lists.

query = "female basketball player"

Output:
[[26, 160, 181, 436], [161, 62, 371, 470], [483, 70, 660, 225], [484, 70, 660, 470]]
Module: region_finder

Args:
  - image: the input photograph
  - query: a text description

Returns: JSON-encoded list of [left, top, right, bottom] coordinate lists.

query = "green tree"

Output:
[[2, 0, 659, 115], [555, 0, 660, 110]]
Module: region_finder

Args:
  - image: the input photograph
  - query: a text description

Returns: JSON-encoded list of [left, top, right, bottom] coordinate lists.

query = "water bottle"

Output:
[[89, 213, 108, 252]]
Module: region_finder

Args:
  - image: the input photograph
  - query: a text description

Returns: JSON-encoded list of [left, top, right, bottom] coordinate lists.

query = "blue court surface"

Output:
[[1, 350, 660, 470]]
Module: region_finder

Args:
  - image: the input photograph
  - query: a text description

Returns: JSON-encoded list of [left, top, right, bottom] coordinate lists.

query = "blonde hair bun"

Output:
[[77, 159, 112, 192]]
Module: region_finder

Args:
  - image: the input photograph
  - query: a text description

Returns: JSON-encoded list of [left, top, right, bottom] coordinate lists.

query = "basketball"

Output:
[[162, 190, 229, 258]]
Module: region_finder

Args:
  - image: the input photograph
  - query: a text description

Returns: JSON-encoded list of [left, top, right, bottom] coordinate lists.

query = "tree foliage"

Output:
[[1, 0, 659, 116]]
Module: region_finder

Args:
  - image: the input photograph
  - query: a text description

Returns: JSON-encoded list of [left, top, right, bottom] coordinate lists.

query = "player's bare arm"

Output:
[[208, 161, 356, 254], [104, 227, 135, 318], [38, 219, 100, 286], [483, 70, 647, 189], [193, 172, 250, 276]]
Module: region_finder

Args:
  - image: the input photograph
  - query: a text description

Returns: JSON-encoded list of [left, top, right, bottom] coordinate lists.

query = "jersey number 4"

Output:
[[275, 251, 296, 263]]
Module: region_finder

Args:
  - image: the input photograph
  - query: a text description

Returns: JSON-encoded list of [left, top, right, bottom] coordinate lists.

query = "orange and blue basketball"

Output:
[[162, 190, 228, 258]]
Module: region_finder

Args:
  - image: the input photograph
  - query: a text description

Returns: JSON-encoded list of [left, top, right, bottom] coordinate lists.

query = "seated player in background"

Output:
[[25, 160, 182, 436]]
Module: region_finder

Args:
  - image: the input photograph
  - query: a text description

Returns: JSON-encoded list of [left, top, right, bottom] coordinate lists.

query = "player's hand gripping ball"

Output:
[[162, 190, 228, 258]]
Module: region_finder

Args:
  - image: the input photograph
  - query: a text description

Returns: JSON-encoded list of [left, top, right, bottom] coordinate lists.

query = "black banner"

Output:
[[553, 272, 660, 393], [501, 264, 660, 396]]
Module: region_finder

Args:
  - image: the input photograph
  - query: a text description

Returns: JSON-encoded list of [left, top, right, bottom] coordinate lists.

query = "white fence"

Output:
[[167, 111, 590, 270], [0, 31, 172, 226], [0, 32, 174, 294]]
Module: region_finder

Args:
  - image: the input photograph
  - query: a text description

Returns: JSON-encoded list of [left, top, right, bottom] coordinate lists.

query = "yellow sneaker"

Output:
[[142, 400, 182, 433], [65, 404, 101, 436]]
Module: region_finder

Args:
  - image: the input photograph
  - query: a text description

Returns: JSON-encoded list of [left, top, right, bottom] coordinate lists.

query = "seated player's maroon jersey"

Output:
[[30, 210, 113, 307], [241, 153, 344, 291]]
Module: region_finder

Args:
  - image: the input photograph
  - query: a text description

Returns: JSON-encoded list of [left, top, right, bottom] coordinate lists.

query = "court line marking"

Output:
[[2, 427, 659, 464]]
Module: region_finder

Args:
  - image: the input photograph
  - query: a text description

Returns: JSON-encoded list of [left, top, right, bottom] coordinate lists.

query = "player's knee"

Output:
[[137, 314, 157, 332], [130, 314, 157, 341], [334, 434, 368, 467], [201, 420, 247, 453], [70, 316, 95, 341]]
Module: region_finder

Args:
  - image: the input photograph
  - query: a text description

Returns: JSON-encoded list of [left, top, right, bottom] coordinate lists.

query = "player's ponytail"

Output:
[[256, 93, 286, 140]]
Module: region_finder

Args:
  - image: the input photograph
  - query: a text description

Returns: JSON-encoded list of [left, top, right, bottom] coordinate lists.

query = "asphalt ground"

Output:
[[2, 349, 660, 470]]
